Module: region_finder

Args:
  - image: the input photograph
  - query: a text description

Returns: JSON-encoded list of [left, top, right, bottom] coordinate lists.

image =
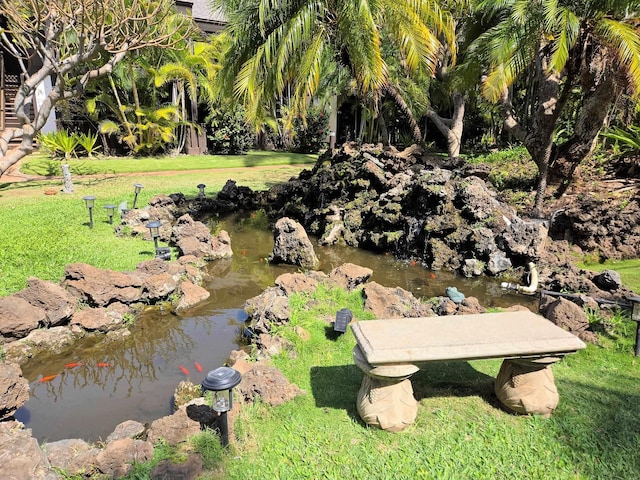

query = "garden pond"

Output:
[[15, 214, 537, 442]]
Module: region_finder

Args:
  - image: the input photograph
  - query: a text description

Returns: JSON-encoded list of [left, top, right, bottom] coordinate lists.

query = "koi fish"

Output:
[[38, 374, 58, 383], [178, 365, 190, 376], [430, 273, 436, 279], [64, 362, 83, 369], [194, 361, 203, 373], [241, 250, 247, 256], [96, 362, 111, 367], [410, 260, 417, 266]]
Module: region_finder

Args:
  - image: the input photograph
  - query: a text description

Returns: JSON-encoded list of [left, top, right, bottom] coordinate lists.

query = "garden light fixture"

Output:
[[145, 221, 171, 260], [132, 183, 144, 209], [104, 204, 115, 224], [630, 296, 640, 356], [197, 183, 206, 199], [334, 308, 353, 333], [201, 366, 242, 447], [83, 196, 96, 229]]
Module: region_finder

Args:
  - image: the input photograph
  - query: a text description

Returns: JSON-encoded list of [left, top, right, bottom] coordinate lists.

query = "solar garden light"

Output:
[[201, 367, 242, 447], [132, 183, 144, 209], [197, 183, 206, 199], [629, 296, 640, 356], [83, 196, 96, 229], [103, 204, 115, 225], [145, 221, 171, 260], [334, 308, 353, 334]]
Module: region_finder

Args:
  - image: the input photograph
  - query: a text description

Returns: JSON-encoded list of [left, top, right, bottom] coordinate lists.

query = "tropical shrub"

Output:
[[37, 130, 79, 159], [207, 106, 255, 155], [290, 108, 329, 154]]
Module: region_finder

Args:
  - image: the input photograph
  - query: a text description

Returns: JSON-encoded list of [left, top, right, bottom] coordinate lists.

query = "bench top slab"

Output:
[[351, 310, 586, 364]]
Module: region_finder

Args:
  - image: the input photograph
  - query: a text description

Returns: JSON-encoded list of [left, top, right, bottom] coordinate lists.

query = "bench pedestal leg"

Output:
[[353, 346, 418, 432], [495, 358, 560, 417]]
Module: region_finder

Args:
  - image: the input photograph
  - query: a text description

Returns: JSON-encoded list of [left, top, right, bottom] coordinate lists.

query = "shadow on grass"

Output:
[[310, 362, 499, 423], [550, 376, 640, 474]]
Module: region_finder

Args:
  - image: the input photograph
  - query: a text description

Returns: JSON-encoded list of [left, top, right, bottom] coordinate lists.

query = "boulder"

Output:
[[45, 438, 100, 477], [3, 326, 82, 365], [328, 263, 373, 291], [71, 307, 125, 332], [362, 282, 433, 318], [236, 364, 305, 407], [14, 277, 77, 327], [105, 420, 146, 443], [274, 273, 319, 296], [151, 455, 204, 480], [501, 220, 548, 261], [63, 263, 143, 307], [0, 421, 56, 480], [543, 297, 597, 343], [268, 217, 319, 269], [141, 273, 179, 302], [176, 281, 210, 311], [171, 214, 233, 260], [593, 270, 622, 291], [0, 363, 30, 420], [244, 287, 290, 335], [147, 404, 201, 447], [117, 194, 176, 240], [94, 438, 154, 479], [0, 296, 45, 340]]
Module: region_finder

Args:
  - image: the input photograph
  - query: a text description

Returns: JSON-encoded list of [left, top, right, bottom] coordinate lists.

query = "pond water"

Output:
[[15, 214, 536, 443]]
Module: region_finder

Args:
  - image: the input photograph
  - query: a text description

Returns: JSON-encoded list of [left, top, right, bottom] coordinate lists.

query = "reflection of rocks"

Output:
[[268, 217, 319, 269], [0, 363, 29, 420]]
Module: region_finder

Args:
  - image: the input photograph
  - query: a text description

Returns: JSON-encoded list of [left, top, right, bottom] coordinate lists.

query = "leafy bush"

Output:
[[601, 125, 640, 154], [38, 130, 79, 159], [290, 108, 329, 154], [207, 106, 255, 155]]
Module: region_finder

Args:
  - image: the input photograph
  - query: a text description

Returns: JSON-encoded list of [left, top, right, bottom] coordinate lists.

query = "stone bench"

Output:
[[351, 310, 586, 432]]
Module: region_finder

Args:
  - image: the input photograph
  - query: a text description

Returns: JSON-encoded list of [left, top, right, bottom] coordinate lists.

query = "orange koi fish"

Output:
[[96, 362, 111, 367], [178, 365, 190, 376], [410, 260, 417, 266], [430, 273, 436, 279], [241, 250, 247, 256], [194, 361, 203, 373], [64, 362, 83, 369], [38, 374, 58, 383]]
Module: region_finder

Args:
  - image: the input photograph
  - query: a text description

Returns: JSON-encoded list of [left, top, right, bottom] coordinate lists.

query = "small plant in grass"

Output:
[[189, 429, 226, 470]]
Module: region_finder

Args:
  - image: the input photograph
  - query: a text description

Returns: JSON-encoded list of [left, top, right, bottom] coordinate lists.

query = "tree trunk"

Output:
[[551, 75, 616, 193], [426, 93, 466, 159]]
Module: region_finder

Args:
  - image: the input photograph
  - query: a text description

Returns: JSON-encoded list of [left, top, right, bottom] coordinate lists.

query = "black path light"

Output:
[[103, 204, 116, 224], [197, 183, 206, 199], [145, 221, 171, 260], [629, 296, 640, 356], [201, 366, 242, 447], [334, 308, 353, 334], [83, 196, 96, 229], [132, 183, 144, 209]]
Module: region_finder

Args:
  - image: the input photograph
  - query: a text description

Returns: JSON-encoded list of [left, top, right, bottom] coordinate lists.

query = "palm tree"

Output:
[[470, 0, 640, 217], [212, 0, 456, 136]]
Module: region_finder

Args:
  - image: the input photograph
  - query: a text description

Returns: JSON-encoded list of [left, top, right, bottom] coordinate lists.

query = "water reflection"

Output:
[[15, 213, 536, 442]]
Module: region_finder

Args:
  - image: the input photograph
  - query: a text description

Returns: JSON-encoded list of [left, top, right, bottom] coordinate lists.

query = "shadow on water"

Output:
[[15, 213, 537, 443]]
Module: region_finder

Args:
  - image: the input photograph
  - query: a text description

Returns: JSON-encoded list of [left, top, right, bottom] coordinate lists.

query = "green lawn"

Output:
[[20, 150, 317, 176], [163, 286, 640, 480], [0, 152, 314, 296]]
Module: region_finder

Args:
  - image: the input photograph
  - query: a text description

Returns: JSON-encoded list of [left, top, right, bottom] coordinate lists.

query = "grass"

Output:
[[0, 152, 313, 296], [579, 258, 640, 294], [150, 285, 640, 480], [20, 150, 317, 176]]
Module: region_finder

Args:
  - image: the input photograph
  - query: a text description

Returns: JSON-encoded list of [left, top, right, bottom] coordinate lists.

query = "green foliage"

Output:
[[601, 125, 640, 154], [76, 132, 101, 157], [290, 108, 329, 154], [189, 430, 225, 469], [38, 130, 79, 160], [207, 105, 255, 155]]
